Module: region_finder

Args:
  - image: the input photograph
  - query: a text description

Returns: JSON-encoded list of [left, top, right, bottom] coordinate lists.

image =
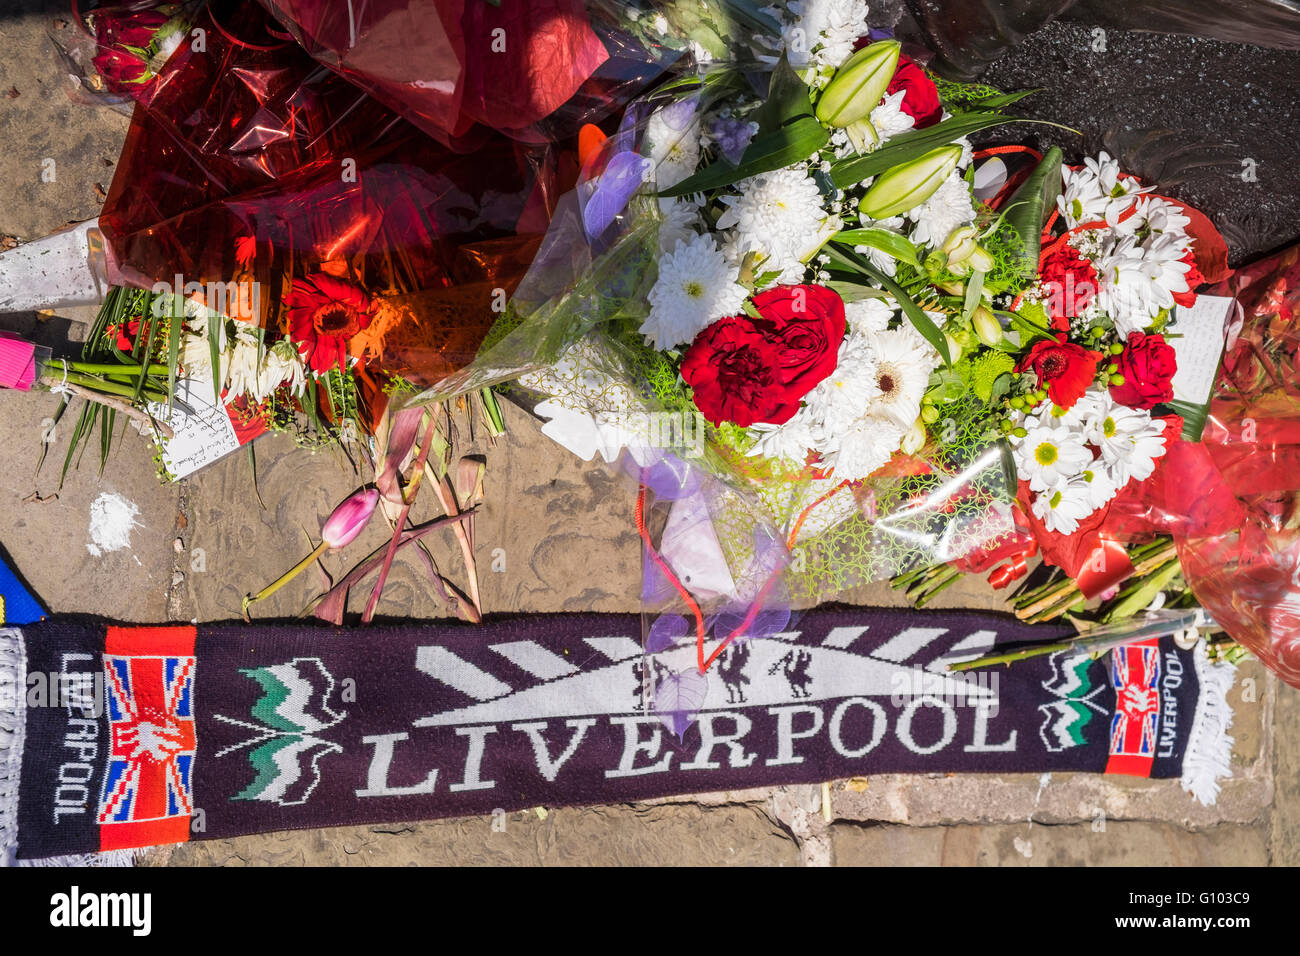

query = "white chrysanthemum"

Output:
[[1087, 403, 1169, 485], [645, 105, 701, 191], [1039, 388, 1107, 433], [1012, 417, 1093, 493], [1057, 151, 1152, 229], [869, 90, 916, 146], [800, 333, 883, 433], [844, 297, 895, 335], [657, 197, 700, 254], [718, 166, 839, 285], [906, 171, 976, 248], [748, 416, 821, 466], [767, 0, 871, 73], [642, 234, 748, 350], [1031, 479, 1097, 535], [833, 416, 907, 480]]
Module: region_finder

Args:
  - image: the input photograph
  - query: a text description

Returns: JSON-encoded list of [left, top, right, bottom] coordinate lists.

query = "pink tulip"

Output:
[[0, 333, 37, 391], [243, 486, 379, 620], [322, 488, 380, 550]]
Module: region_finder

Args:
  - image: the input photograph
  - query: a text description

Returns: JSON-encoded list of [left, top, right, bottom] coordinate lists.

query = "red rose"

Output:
[[886, 55, 942, 129], [1172, 250, 1204, 309], [286, 273, 373, 375], [747, 284, 846, 397], [1016, 335, 1102, 409], [95, 9, 169, 50], [91, 46, 151, 95], [1039, 244, 1098, 330], [682, 284, 845, 428], [1109, 331, 1177, 409]]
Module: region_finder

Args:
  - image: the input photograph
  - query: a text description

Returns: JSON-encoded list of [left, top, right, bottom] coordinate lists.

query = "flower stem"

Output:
[[243, 539, 330, 622]]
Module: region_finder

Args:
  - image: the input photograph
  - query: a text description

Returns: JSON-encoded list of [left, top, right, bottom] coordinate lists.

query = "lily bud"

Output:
[[941, 225, 996, 276], [972, 306, 1002, 347], [944, 332, 963, 364], [843, 119, 880, 153], [901, 417, 927, 455], [860, 145, 962, 219], [815, 40, 901, 128], [322, 487, 380, 550]]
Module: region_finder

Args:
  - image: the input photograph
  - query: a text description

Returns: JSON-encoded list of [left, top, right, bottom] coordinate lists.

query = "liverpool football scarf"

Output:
[[2, 607, 1235, 863]]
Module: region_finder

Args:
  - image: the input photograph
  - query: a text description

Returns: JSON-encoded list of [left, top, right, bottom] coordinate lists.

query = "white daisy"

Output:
[[1087, 403, 1169, 485], [718, 166, 839, 286], [1031, 479, 1097, 535], [1057, 151, 1152, 229], [1012, 417, 1093, 492], [906, 171, 976, 249], [1076, 462, 1119, 511], [642, 233, 749, 350]]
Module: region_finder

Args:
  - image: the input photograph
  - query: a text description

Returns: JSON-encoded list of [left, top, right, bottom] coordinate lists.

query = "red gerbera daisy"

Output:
[[285, 273, 372, 375]]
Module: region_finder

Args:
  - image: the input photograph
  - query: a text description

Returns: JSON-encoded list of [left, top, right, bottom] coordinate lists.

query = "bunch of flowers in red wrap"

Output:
[[88, 4, 187, 101]]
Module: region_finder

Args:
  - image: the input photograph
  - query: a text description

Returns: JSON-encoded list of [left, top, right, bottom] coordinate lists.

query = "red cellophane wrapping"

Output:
[[1160, 246, 1300, 688], [97, 1, 568, 416]]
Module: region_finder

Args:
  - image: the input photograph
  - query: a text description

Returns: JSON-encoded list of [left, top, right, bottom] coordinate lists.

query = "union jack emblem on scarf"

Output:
[[1104, 638, 1162, 778], [95, 626, 198, 850]]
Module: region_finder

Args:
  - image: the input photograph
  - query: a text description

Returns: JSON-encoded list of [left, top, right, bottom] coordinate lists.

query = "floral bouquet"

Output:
[[415, 1, 1257, 716]]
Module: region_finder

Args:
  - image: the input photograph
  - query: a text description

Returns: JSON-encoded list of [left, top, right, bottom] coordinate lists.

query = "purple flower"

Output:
[[708, 115, 758, 165]]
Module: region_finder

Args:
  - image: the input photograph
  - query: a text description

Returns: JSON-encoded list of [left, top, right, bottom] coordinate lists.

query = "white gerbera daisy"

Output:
[[1012, 417, 1093, 492], [859, 326, 936, 431], [1077, 462, 1120, 511], [645, 103, 701, 191], [1031, 479, 1097, 535], [906, 171, 976, 249], [1087, 403, 1169, 485], [718, 166, 839, 286], [642, 234, 748, 350]]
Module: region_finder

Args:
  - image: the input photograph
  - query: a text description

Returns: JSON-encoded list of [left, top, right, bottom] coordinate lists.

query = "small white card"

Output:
[[1170, 294, 1233, 406], [148, 379, 242, 480]]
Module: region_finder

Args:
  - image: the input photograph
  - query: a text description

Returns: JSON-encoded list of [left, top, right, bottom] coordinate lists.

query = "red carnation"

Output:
[[286, 274, 373, 375], [682, 284, 845, 428], [886, 55, 942, 129], [1173, 250, 1204, 309], [1109, 331, 1177, 409], [1039, 244, 1098, 331], [1016, 335, 1102, 410]]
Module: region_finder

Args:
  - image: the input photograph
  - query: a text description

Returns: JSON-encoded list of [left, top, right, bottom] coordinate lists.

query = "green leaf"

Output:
[[830, 229, 919, 266], [835, 245, 951, 365], [658, 115, 828, 198], [1003, 146, 1063, 271], [962, 269, 985, 323], [207, 309, 223, 406], [751, 54, 814, 137], [830, 113, 1074, 190]]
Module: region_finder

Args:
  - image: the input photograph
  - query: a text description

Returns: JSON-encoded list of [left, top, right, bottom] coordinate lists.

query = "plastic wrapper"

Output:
[[1156, 245, 1300, 688], [254, 0, 686, 148], [95, 1, 566, 427]]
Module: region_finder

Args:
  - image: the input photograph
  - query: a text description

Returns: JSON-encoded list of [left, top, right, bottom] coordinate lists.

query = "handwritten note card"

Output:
[[1170, 294, 1233, 407], [148, 380, 241, 480]]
